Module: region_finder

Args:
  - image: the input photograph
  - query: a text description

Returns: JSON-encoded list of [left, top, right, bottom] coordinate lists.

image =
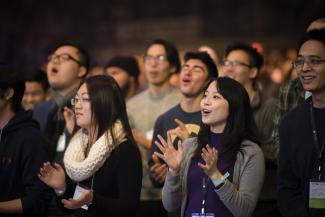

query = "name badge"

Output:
[[191, 213, 214, 217], [309, 180, 325, 209], [146, 129, 153, 140], [73, 185, 89, 210], [56, 133, 66, 152]]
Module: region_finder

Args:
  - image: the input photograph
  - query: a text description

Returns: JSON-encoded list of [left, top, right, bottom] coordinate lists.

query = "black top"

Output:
[[0, 110, 52, 217], [61, 140, 142, 217], [278, 97, 325, 217]]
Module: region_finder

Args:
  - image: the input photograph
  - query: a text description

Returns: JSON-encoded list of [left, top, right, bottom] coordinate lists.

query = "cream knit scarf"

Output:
[[63, 121, 126, 182]]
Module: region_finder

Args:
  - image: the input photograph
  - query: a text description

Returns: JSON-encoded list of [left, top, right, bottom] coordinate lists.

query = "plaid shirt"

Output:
[[271, 78, 305, 163]]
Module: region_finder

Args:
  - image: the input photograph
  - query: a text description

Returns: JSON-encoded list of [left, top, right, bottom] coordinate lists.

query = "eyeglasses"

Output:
[[71, 97, 90, 106], [292, 57, 325, 70], [144, 55, 168, 64], [222, 60, 251, 68], [48, 53, 81, 65]]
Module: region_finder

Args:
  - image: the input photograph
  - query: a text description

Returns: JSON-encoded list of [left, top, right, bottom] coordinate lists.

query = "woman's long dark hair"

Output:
[[196, 77, 259, 164], [81, 75, 135, 145]]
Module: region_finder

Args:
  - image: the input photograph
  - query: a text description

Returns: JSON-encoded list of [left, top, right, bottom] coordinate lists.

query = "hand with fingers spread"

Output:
[[61, 190, 93, 210], [38, 162, 66, 190], [169, 118, 190, 142], [150, 154, 168, 183], [154, 131, 184, 174], [198, 144, 223, 180], [63, 106, 75, 135]]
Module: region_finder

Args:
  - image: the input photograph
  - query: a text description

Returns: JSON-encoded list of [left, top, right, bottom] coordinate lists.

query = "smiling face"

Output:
[[74, 83, 92, 130], [144, 44, 174, 86], [297, 40, 325, 95], [22, 81, 47, 110], [200, 81, 229, 133], [180, 59, 209, 98], [47, 45, 86, 95], [222, 50, 256, 90]]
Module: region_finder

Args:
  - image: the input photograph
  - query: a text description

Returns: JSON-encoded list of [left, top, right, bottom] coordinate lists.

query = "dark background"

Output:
[[1, 0, 324, 70]]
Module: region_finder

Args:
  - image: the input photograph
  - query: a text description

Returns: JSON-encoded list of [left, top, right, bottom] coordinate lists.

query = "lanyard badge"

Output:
[[309, 101, 325, 209]]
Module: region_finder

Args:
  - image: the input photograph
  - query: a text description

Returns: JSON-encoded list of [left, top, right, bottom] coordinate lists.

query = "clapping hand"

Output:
[[198, 145, 222, 180], [61, 190, 93, 210], [168, 118, 190, 142], [150, 154, 167, 183], [38, 162, 66, 190], [153, 131, 184, 174]]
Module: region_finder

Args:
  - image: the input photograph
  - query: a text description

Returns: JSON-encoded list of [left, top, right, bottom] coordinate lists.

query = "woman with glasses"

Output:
[[154, 77, 265, 217], [38, 75, 142, 217]]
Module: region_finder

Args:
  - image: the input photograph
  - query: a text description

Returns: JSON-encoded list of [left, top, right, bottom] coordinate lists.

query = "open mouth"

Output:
[[201, 108, 211, 114], [51, 67, 58, 73], [182, 78, 191, 85]]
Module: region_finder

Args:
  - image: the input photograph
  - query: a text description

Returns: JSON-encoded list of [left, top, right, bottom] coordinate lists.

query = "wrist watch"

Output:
[[211, 172, 230, 188], [54, 186, 66, 196]]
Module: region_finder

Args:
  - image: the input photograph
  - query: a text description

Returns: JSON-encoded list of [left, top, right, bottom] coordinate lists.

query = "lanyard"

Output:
[[200, 176, 208, 216], [78, 174, 95, 191], [309, 101, 325, 180]]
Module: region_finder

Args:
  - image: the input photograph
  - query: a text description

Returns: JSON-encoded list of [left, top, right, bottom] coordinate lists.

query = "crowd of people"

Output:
[[0, 17, 324, 217]]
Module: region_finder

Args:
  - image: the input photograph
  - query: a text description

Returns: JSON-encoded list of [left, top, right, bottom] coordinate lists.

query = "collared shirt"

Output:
[[271, 78, 305, 164]]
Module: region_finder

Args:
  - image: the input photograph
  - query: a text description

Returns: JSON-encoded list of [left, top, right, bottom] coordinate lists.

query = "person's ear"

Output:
[[249, 67, 258, 79], [169, 65, 177, 75], [78, 66, 87, 78], [3, 88, 14, 101]]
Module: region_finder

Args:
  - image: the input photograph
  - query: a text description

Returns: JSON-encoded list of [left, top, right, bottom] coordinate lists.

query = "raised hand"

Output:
[[169, 118, 190, 142], [150, 154, 167, 183], [38, 162, 66, 190], [63, 106, 75, 134], [62, 190, 93, 210], [153, 131, 184, 174], [198, 145, 222, 180]]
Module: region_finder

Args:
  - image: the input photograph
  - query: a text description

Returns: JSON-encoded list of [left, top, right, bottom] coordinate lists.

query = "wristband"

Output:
[[54, 186, 66, 196], [211, 172, 230, 188]]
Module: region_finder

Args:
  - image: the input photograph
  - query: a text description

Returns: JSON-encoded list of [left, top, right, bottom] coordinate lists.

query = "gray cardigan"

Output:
[[162, 137, 265, 217]]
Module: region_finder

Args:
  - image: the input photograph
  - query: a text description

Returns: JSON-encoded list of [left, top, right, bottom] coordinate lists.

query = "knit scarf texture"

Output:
[[64, 121, 126, 182]]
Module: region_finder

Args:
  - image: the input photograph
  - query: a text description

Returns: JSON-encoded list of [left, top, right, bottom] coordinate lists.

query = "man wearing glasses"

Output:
[[34, 43, 89, 161], [127, 39, 181, 217], [33, 44, 89, 216], [221, 42, 279, 217], [278, 29, 325, 217]]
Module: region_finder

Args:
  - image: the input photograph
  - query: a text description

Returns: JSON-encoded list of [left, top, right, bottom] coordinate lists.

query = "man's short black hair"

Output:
[[0, 65, 25, 113], [183, 51, 219, 79], [225, 42, 264, 71], [145, 38, 181, 74], [24, 68, 49, 91], [297, 29, 325, 52]]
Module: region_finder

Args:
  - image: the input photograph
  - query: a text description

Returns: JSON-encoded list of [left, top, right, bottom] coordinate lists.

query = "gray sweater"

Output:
[[162, 137, 265, 217]]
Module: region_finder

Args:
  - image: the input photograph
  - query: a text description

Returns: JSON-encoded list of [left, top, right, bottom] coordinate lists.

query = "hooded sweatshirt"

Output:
[[0, 110, 52, 217]]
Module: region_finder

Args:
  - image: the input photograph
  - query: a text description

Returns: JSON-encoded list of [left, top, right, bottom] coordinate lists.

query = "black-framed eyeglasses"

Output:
[[222, 60, 251, 68], [144, 55, 168, 63], [48, 53, 81, 65], [292, 57, 325, 70]]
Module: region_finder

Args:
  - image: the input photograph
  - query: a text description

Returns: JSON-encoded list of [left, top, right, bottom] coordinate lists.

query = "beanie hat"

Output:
[[105, 56, 140, 79]]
